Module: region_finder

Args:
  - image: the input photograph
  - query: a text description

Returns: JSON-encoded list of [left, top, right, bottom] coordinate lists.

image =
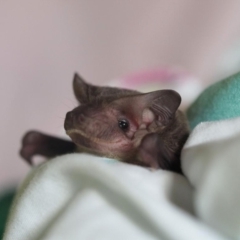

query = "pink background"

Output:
[[1, 0, 240, 189]]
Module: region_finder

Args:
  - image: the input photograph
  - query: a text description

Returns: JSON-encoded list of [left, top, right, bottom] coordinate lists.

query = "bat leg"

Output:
[[138, 133, 182, 173], [20, 131, 76, 165]]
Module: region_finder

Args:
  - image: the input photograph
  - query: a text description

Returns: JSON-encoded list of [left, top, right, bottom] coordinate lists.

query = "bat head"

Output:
[[64, 73, 182, 164]]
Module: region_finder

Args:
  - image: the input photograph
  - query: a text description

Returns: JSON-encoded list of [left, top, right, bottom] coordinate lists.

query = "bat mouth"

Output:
[[66, 129, 135, 160], [66, 129, 122, 145]]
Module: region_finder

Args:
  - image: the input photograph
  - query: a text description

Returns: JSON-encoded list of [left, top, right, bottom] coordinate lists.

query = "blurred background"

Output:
[[1, 0, 240, 196]]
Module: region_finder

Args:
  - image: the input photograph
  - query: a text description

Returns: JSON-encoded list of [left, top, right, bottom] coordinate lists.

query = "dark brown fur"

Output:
[[20, 73, 189, 173]]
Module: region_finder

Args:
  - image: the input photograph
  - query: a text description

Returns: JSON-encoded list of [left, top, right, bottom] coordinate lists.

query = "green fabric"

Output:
[[187, 71, 240, 129], [0, 189, 15, 240]]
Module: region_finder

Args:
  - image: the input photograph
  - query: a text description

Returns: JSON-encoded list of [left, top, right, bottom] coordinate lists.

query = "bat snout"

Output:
[[64, 111, 74, 130], [64, 110, 86, 131]]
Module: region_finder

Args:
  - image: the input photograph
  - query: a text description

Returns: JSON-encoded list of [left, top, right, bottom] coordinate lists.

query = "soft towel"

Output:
[[182, 117, 240, 239], [4, 117, 240, 240], [3, 157, 224, 240]]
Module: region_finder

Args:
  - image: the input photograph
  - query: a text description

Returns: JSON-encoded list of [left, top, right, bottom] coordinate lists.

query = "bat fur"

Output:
[[20, 74, 189, 173]]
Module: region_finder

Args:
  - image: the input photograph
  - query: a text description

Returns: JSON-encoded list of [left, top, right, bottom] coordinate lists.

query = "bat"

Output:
[[20, 73, 189, 173]]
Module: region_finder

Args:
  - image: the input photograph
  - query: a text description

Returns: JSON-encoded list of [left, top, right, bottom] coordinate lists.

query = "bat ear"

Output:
[[141, 90, 181, 126], [73, 73, 138, 104], [73, 73, 90, 104]]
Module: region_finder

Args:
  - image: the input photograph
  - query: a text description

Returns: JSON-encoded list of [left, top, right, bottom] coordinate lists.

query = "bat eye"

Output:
[[118, 119, 129, 131]]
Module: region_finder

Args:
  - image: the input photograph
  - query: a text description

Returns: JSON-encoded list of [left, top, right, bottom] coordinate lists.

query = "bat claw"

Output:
[[20, 131, 43, 165]]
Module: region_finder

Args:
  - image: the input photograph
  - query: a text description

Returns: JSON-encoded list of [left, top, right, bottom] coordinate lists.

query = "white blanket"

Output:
[[4, 117, 240, 240]]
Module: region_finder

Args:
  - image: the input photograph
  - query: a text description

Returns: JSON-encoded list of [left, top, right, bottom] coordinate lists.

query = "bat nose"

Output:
[[66, 111, 74, 119], [64, 111, 74, 130]]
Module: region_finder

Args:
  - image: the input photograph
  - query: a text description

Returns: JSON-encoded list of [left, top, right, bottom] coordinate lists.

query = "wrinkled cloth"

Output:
[[4, 117, 240, 240], [182, 117, 240, 239]]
